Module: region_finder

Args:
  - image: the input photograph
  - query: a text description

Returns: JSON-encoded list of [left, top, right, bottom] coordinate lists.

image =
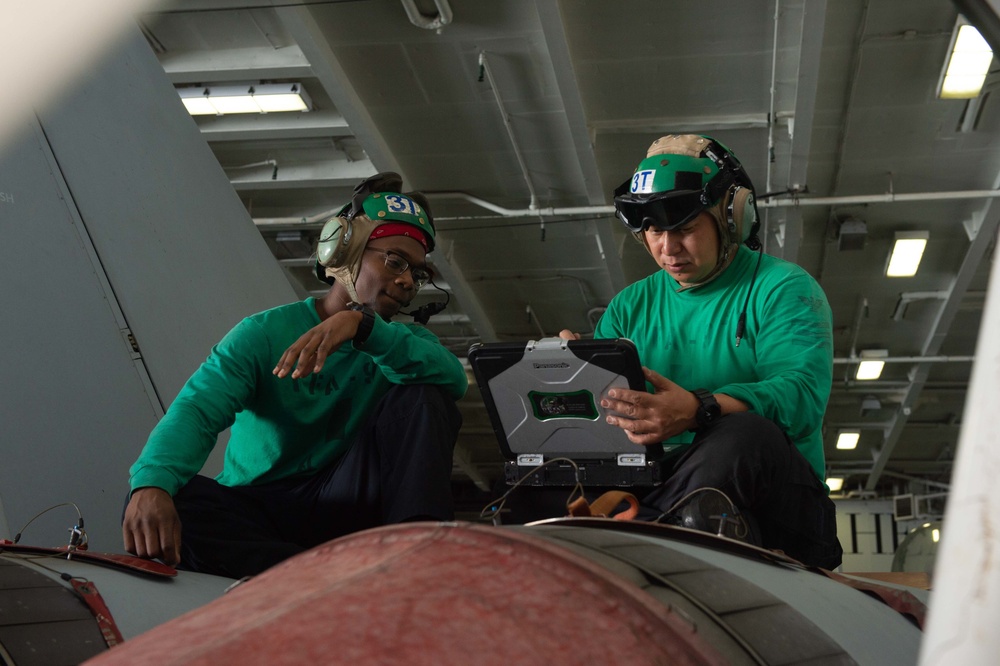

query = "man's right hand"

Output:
[[122, 487, 182, 566]]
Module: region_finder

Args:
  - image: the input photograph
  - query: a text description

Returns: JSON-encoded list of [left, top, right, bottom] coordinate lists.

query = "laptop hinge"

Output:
[[617, 453, 646, 467], [525, 337, 569, 352]]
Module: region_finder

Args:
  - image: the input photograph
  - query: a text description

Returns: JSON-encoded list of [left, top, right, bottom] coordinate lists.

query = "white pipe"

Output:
[[400, 0, 452, 31], [833, 355, 975, 364], [919, 227, 1000, 661], [765, 0, 780, 195], [760, 189, 1000, 207], [252, 189, 1000, 226], [479, 52, 539, 211]]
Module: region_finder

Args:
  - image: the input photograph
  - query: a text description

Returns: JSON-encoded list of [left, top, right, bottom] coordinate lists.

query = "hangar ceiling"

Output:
[[138, 0, 1000, 510]]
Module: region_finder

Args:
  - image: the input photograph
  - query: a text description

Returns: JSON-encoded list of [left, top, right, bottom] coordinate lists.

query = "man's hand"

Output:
[[601, 367, 701, 444], [558, 329, 581, 340], [273, 310, 363, 379], [122, 487, 182, 566]]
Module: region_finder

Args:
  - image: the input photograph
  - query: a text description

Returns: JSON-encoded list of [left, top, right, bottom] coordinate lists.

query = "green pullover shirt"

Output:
[[595, 245, 833, 480], [129, 298, 468, 495]]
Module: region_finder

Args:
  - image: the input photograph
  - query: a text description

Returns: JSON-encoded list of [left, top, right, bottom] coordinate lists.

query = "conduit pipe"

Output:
[[765, 0, 781, 194], [252, 189, 1000, 226], [833, 355, 975, 365], [759, 189, 1000, 207], [478, 52, 539, 211]]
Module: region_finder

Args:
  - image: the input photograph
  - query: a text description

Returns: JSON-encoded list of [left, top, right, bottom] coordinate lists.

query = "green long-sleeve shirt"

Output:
[[129, 298, 468, 495], [595, 245, 833, 479]]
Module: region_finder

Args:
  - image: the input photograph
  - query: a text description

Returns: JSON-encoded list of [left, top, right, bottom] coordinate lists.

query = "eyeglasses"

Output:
[[365, 248, 431, 289]]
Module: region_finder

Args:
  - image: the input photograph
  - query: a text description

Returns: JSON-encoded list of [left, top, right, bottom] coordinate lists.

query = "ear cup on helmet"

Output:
[[727, 186, 758, 245], [317, 216, 358, 269]]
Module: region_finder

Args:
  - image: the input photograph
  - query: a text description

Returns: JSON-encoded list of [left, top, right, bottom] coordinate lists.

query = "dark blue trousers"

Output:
[[168, 383, 462, 578], [638, 412, 843, 570]]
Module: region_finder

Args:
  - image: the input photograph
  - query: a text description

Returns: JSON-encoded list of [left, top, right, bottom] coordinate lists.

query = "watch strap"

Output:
[[346, 302, 376, 345], [691, 388, 721, 430]]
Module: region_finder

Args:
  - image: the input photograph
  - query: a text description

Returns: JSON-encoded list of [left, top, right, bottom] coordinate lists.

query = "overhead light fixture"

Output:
[[836, 431, 860, 450], [856, 349, 888, 380], [178, 83, 313, 116], [937, 17, 994, 99], [886, 231, 928, 277], [826, 477, 845, 492]]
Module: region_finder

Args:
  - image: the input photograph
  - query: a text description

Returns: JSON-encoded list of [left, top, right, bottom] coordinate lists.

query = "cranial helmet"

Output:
[[613, 135, 761, 258], [314, 172, 435, 302]]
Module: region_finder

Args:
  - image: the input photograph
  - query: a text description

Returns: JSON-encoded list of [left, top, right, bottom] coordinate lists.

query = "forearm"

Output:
[[363, 317, 468, 398]]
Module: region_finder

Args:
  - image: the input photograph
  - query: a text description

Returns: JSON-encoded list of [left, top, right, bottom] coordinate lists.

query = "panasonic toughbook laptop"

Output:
[[468, 337, 662, 487]]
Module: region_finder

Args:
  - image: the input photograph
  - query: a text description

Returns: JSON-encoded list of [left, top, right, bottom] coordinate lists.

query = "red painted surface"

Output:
[[83, 523, 725, 665], [0, 540, 177, 577]]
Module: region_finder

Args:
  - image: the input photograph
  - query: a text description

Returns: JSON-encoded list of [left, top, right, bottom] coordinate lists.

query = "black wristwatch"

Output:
[[346, 302, 376, 345], [691, 388, 721, 430]]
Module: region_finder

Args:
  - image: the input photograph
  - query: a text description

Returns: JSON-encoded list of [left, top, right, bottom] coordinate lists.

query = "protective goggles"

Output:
[[613, 182, 711, 233]]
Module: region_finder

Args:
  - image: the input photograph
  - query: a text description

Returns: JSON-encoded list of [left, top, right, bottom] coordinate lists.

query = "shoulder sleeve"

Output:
[[358, 316, 468, 400], [716, 267, 833, 442], [594, 288, 634, 340], [128, 317, 267, 495]]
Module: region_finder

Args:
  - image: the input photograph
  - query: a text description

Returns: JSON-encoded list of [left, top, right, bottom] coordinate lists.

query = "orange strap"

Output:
[[567, 491, 640, 521]]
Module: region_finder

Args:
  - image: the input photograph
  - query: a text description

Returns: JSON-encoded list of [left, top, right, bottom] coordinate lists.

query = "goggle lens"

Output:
[[613, 188, 708, 232]]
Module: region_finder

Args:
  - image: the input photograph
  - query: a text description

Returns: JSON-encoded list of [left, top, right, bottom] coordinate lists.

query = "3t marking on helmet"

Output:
[[384, 194, 420, 216], [631, 170, 656, 194]]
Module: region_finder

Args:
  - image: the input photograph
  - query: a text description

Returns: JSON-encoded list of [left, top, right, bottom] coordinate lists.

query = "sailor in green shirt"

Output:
[[123, 173, 467, 578], [564, 135, 842, 569]]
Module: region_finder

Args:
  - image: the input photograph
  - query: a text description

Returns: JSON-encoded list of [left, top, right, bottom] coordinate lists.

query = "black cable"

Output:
[[755, 188, 796, 200], [479, 458, 584, 526], [734, 247, 764, 347], [13, 502, 86, 548], [402, 278, 450, 325]]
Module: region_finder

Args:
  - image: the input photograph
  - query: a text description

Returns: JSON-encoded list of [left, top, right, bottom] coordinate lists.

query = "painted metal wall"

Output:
[[0, 25, 297, 552]]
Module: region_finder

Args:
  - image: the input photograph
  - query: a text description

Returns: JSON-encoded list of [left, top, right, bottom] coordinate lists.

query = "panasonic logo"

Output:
[[533, 362, 570, 369]]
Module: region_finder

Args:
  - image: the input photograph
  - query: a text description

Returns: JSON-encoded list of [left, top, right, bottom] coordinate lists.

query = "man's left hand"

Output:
[[273, 310, 363, 379], [601, 367, 699, 444]]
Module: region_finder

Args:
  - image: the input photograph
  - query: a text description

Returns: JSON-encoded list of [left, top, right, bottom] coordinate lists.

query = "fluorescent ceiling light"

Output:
[[177, 83, 312, 116], [856, 349, 887, 380], [886, 231, 928, 277], [826, 477, 844, 492], [836, 431, 860, 450], [179, 91, 215, 116], [938, 19, 994, 99]]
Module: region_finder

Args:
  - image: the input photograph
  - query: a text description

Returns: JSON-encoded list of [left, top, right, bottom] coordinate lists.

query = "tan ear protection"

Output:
[[314, 211, 379, 296], [726, 186, 759, 246], [316, 208, 360, 271]]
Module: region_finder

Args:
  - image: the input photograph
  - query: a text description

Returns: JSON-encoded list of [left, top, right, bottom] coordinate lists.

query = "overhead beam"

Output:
[[432, 239, 498, 344], [276, 6, 401, 176], [227, 158, 374, 190], [767, 0, 827, 263], [159, 45, 313, 83], [535, 0, 627, 294], [196, 109, 352, 142], [866, 200, 1000, 490]]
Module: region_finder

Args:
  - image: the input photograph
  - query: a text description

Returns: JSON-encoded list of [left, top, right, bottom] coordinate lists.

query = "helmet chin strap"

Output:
[[326, 265, 362, 303]]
